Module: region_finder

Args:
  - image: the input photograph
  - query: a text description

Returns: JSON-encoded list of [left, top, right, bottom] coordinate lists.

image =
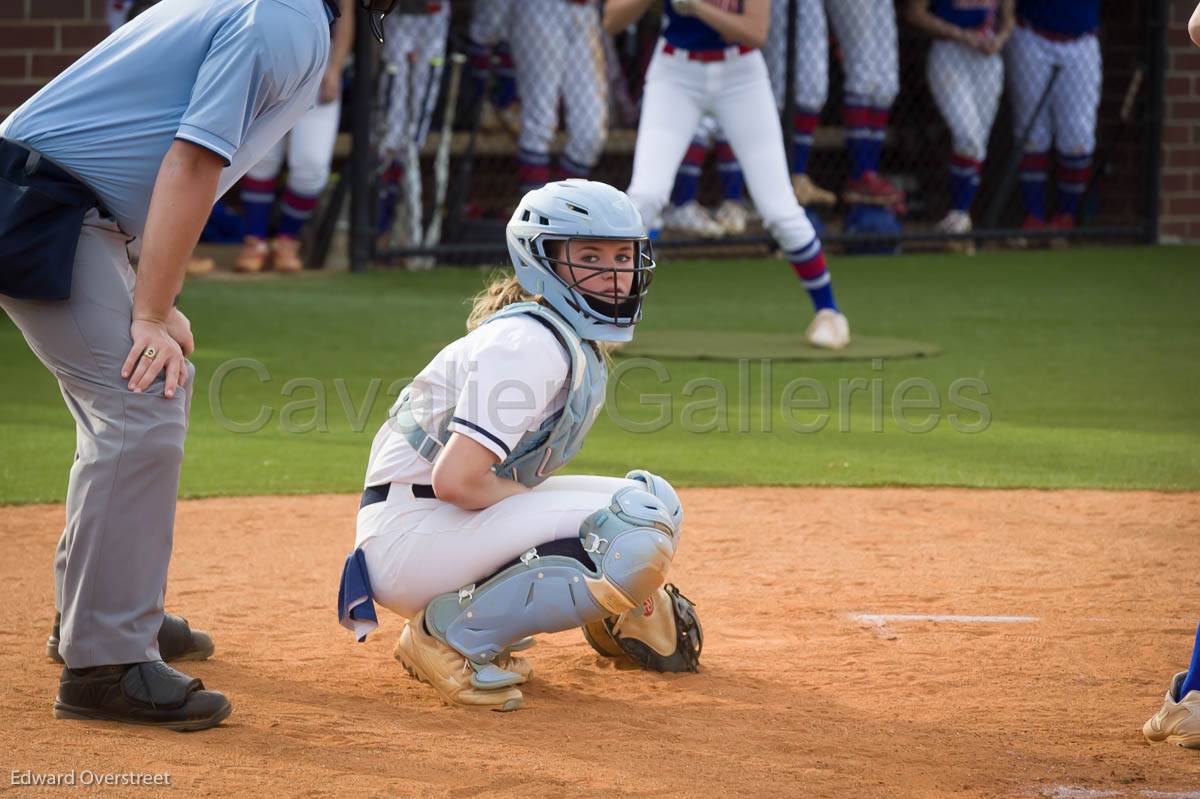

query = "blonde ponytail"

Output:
[[466, 270, 537, 331]]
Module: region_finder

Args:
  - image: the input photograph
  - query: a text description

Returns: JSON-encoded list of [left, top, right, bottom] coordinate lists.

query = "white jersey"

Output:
[[364, 315, 570, 487]]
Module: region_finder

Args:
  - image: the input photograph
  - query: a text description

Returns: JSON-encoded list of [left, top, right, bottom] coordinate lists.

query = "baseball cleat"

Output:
[[662, 200, 725, 238], [805, 309, 851, 350], [234, 235, 270, 273], [792, 173, 837, 207], [935, 210, 975, 255], [1143, 671, 1200, 750], [270, 236, 304, 272], [47, 612, 214, 665], [393, 612, 523, 711], [714, 200, 749, 235], [843, 171, 905, 209]]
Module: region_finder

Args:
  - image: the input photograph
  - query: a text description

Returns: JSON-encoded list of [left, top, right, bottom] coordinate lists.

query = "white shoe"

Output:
[[714, 200, 748, 235], [935, 210, 975, 255], [662, 201, 724, 238], [1143, 671, 1200, 750], [805, 309, 851, 350]]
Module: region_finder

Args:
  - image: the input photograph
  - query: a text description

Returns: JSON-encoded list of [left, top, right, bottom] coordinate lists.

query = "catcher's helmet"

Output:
[[507, 180, 655, 343]]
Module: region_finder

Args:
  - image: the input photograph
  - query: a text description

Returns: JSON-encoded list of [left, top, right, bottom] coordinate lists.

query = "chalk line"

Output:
[[850, 613, 1040, 624]]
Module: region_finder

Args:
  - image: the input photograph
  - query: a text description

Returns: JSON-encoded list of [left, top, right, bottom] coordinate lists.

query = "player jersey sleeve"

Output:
[[176, 3, 325, 165], [448, 317, 571, 461]]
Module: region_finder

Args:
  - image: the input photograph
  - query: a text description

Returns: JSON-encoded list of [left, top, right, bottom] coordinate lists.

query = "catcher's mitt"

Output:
[[582, 583, 702, 673]]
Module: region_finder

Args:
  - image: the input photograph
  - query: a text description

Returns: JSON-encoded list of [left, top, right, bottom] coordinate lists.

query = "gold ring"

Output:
[[142, 346, 157, 360]]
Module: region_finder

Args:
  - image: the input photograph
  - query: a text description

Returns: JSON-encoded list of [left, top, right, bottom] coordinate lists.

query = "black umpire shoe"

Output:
[[46, 612, 215, 664], [54, 661, 231, 731]]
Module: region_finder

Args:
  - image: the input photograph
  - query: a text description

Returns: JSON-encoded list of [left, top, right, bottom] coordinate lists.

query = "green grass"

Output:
[[2, 246, 1198, 503]]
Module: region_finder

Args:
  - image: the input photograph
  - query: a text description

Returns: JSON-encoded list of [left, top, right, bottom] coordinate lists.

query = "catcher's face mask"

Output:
[[359, 0, 398, 43], [537, 236, 655, 327]]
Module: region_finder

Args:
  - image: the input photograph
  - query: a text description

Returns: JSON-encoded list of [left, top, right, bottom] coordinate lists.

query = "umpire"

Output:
[[0, 0, 399, 731]]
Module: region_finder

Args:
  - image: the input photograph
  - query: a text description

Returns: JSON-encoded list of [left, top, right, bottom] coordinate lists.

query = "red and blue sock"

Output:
[[1019, 151, 1050, 221], [789, 239, 837, 312], [377, 161, 403, 234], [714, 138, 744, 201], [670, 139, 707, 206], [466, 37, 492, 100], [519, 148, 550, 192], [278, 189, 320, 239], [240, 176, 276, 239], [555, 153, 591, 181], [844, 99, 889, 179], [949, 153, 982, 212], [791, 108, 820, 176], [1055, 151, 1092, 218], [494, 42, 517, 107]]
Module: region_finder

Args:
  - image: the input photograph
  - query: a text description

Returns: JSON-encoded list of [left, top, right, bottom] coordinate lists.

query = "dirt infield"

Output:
[[1, 488, 1198, 798]]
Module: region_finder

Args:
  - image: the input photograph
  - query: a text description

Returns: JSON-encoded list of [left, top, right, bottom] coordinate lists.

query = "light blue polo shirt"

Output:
[[0, 0, 331, 238]]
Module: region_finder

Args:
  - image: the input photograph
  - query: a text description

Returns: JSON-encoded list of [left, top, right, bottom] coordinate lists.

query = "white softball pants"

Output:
[[468, 0, 513, 45], [763, 0, 829, 112], [627, 42, 817, 252], [244, 98, 342, 196], [826, 0, 899, 107], [380, 7, 451, 159], [510, 0, 608, 168], [357, 475, 641, 620], [927, 39, 1004, 162], [1004, 25, 1102, 156]]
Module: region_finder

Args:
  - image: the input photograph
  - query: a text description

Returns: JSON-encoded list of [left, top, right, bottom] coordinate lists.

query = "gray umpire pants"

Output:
[[0, 210, 194, 669]]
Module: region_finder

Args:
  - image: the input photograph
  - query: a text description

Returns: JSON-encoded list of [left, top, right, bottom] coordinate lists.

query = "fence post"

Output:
[[349, 5, 376, 273], [782, 0, 797, 174], [1144, 0, 1168, 245]]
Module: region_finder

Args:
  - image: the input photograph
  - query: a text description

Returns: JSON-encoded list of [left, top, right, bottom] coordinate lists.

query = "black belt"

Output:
[[360, 483, 436, 508]]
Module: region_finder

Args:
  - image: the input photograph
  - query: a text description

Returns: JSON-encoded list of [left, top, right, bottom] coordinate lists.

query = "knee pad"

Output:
[[424, 486, 677, 663], [625, 469, 683, 533]]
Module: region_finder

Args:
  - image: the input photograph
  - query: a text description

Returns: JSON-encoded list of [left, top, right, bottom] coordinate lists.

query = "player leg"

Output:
[[1049, 35, 1102, 228], [927, 40, 988, 249], [377, 17, 411, 240], [557, 4, 608, 181], [713, 126, 750, 234], [712, 52, 848, 349], [0, 215, 226, 726], [1005, 25, 1055, 227], [511, 0, 566, 192], [663, 118, 723, 238], [356, 474, 681, 709], [791, 0, 834, 206], [625, 47, 707, 234], [829, 0, 901, 206], [272, 99, 342, 272], [236, 138, 285, 272]]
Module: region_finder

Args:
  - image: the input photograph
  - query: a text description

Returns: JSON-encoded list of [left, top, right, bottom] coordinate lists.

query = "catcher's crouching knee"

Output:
[[624, 469, 683, 534], [581, 486, 678, 610]]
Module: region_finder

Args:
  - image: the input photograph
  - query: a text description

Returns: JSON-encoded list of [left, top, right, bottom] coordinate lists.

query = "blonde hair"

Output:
[[466, 270, 537, 331], [466, 255, 617, 363]]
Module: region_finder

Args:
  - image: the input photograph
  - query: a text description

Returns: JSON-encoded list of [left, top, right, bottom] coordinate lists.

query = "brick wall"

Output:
[[0, 0, 109, 118], [1162, 0, 1200, 242]]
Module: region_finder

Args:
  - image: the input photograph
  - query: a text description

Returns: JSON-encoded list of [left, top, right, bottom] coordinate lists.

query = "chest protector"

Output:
[[392, 302, 608, 487]]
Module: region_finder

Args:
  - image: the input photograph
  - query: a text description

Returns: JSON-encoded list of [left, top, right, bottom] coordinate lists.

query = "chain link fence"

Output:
[[326, 0, 1165, 270]]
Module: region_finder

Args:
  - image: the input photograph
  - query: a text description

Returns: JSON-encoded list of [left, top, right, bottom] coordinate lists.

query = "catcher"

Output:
[[338, 180, 703, 711]]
